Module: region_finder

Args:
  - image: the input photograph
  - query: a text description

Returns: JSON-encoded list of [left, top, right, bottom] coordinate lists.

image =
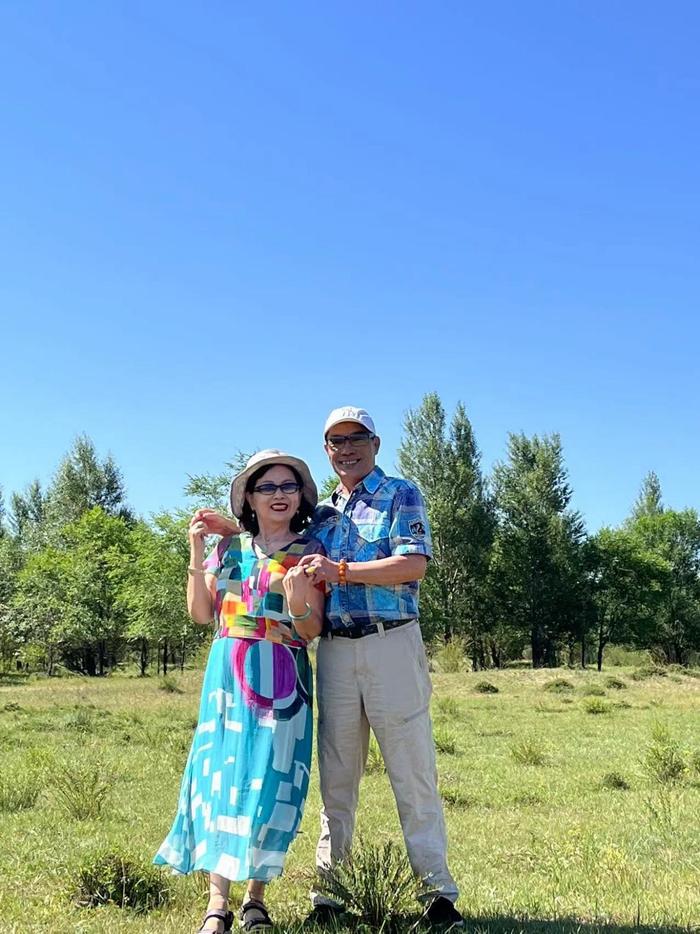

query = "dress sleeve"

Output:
[[202, 535, 232, 576], [389, 484, 433, 559]]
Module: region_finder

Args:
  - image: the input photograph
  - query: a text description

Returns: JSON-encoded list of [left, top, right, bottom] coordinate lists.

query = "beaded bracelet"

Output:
[[338, 559, 348, 585]]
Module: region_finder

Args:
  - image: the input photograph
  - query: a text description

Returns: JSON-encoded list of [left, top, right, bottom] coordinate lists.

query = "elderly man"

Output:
[[197, 407, 462, 929]]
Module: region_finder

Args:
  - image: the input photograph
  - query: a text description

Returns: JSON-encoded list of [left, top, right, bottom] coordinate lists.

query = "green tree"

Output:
[[628, 509, 700, 664], [185, 451, 250, 512], [12, 547, 72, 675], [119, 513, 206, 675], [588, 527, 666, 670], [10, 479, 47, 543], [491, 433, 587, 668], [398, 393, 494, 658], [631, 471, 664, 521]]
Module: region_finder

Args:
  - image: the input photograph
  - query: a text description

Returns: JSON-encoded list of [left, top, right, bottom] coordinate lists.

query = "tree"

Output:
[[45, 434, 131, 529], [10, 480, 47, 542], [185, 451, 250, 512], [631, 471, 664, 521], [491, 433, 587, 668], [588, 527, 665, 670], [318, 475, 339, 501], [12, 547, 72, 675], [119, 513, 206, 675], [628, 509, 700, 664], [398, 393, 494, 658]]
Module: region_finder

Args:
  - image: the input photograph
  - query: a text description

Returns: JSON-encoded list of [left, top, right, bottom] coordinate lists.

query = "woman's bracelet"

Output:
[[188, 566, 207, 575], [289, 602, 312, 621], [338, 559, 348, 585]]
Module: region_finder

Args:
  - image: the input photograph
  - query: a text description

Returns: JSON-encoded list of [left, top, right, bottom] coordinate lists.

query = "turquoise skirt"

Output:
[[154, 636, 313, 881]]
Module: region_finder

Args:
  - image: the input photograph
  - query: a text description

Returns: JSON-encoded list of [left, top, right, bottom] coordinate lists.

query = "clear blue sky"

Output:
[[1, 2, 698, 532]]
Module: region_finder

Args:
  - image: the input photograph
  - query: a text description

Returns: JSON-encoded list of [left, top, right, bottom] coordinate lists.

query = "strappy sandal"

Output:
[[239, 898, 273, 931], [196, 908, 234, 933]]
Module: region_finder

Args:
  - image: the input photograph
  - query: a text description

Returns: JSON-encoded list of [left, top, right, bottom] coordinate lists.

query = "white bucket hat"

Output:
[[229, 449, 318, 519]]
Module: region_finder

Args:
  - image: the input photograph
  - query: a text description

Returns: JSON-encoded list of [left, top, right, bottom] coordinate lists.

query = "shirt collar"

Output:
[[330, 466, 385, 505]]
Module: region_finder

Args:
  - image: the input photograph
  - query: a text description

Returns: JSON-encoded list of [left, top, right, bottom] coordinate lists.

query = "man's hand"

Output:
[[297, 554, 341, 584], [191, 509, 240, 537]]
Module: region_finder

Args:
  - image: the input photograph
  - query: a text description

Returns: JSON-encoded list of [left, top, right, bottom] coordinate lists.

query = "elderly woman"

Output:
[[155, 451, 325, 933]]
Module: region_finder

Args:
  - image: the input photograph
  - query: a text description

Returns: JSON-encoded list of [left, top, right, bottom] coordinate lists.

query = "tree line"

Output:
[[1, 396, 699, 676]]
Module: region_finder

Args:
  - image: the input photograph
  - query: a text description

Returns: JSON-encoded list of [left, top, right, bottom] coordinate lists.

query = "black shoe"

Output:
[[425, 896, 464, 929], [303, 903, 344, 927], [239, 899, 273, 931]]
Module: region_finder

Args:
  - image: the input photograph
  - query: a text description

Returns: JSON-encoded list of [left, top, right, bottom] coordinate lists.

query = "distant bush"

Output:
[[510, 737, 547, 766], [582, 697, 611, 715], [315, 838, 415, 928], [432, 638, 466, 674], [543, 678, 574, 693], [158, 675, 183, 694], [601, 771, 631, 790], [54, 761, 112, 820], [73, 850, 171, 912], [605, 677, 627, 690], [643, 725, 686, 785], [581, 684, 606, 696], [603, 645, 652, 667], [473, 680, 499, 694], [631, 665, 667, 681]]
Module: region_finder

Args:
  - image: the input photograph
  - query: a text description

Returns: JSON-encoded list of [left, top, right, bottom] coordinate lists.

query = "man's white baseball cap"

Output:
[[323, 406, 376, 438]]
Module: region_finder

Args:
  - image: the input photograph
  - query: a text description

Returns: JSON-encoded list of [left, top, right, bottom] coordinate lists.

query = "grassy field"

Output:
[[1, 659, 699, 934]]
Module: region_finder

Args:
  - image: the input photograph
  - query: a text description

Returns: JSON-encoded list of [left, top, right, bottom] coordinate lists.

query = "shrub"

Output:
[[581, 683, 606, 697], [73, 850, 171, 912], [433, 726, 458, 755], [582, 697, 611, 715], [643, 725, 686, 785], [601, 771, 631, 791], [364, 735, 385, 775], [543, 678, 574, 693], [432, 638, 466, 674], [474, 680, 499, 694], [159, 675, 183, 694], [631, 665, 667, 681], [605, 677, 627, 690], [314, 838, 415, 928], [54, 761, 112, 820], [510, 737, 547, 766]]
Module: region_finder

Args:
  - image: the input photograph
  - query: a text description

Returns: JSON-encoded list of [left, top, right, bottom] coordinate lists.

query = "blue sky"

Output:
[[1, 2, 698, 532]]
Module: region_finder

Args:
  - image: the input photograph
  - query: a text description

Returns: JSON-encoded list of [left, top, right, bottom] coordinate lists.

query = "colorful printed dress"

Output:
[[154, 533, 323, 882]]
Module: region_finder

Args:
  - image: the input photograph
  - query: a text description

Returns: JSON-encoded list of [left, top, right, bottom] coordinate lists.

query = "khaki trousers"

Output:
[[314, 621, 458, 904]]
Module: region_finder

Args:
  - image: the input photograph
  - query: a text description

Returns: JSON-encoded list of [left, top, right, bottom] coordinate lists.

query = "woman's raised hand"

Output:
[[191, 509, 240, 537]]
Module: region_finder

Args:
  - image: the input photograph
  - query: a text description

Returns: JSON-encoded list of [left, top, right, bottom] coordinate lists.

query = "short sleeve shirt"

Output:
[[203, 533, 324, 646], [311, 466, 432, 631]]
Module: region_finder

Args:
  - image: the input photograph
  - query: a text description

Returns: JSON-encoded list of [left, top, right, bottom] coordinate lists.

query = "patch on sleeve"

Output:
[[409, 519, 426, 539]]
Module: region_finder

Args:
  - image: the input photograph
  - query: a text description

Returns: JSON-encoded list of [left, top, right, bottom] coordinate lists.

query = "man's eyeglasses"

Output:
[[326, 432, 376, 451], [253, 482, 303, 495]]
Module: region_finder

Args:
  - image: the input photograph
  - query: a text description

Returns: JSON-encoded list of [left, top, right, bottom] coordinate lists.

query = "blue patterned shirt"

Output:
[[310, 467, 432, 631]]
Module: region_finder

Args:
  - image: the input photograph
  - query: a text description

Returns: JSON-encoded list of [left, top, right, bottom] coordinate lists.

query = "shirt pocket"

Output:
[[353, 517, 392, 559]]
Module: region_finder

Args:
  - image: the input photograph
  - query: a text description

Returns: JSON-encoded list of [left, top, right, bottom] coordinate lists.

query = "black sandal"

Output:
[[196, 908, 234, 933], [239, 898, 273, 931]]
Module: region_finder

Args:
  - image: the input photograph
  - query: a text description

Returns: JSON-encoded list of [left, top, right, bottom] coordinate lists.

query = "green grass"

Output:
[[0, 664, 699, 932]]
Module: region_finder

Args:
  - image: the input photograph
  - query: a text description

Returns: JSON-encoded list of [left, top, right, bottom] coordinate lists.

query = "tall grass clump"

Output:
[[631, 665, 667, 681], [315, 838, 415, 929], [73, 850, 171, 912], [510, 737, 547, 766], [433, 726, 458, 755], [605, 677, 627, 690], [54, 760, 112, 820], [364, 735, 386, 775], [433, 695, 459, 718], [159, 675, 184, 694], [0, 771, 41, 813], [543, 678, 574, 694], [643, 725, 687, 785], [601, 771, 631, 791], [474, 680, 499, 694], [432, 637, 466, 673], [581, 683, 606, 696], [582, 697, 612, 715]]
